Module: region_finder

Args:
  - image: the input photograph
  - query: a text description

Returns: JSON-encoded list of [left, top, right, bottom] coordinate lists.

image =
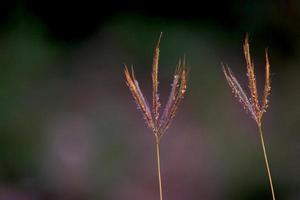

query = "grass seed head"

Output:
[[223, 35, 271, 126], [124, 33, 188, 141]]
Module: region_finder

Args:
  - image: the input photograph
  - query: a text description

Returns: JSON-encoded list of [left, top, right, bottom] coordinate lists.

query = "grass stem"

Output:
[[258, 125, 276, 200], [156, 139, 163, 200]]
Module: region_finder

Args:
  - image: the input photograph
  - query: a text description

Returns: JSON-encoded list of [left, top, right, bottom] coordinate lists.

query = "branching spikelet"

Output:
[[222, 64, 255, 118], [124, 66, 154, 129], [152, 32, 162, 125], [124, 33, 188, 141], [223, 36, 271, 126], [159, 59, 188, 135], [261, 49, 271, 115], [243, 35, 261, 120]]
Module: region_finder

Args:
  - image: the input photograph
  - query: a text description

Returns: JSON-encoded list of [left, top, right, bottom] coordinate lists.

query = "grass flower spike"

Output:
[[124, 33, 188, 200], [223, 35, 271, 126], [222, 35, 276, 200]]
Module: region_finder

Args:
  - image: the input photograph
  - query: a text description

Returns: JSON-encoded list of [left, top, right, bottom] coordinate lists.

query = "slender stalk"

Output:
[[155, 138, 163, 200], [258, 125, 276, 200]]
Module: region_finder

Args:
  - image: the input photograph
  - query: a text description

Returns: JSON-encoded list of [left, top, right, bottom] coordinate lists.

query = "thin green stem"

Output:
[[155, 139, 163, 200], [258, 125, 276, 200]]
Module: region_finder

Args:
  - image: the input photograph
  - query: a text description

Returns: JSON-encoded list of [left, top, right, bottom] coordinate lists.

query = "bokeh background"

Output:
[[0, 0, 299, 199]]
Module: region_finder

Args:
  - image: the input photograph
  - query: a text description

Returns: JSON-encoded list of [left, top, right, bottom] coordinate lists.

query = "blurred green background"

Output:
[[0, 0, 299, 199]]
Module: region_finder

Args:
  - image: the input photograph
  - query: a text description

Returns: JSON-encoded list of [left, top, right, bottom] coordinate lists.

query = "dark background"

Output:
[[0, 0, 299, 199]]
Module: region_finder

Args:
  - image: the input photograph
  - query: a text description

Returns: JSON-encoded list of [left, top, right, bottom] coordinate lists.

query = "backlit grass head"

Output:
[[222, 35, 271, 127], [124, 33, 188, 142]]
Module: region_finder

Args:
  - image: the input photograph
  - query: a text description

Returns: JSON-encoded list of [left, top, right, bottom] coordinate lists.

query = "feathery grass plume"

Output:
[[222, 36, 276, 200], [124, 33, 188, 200]]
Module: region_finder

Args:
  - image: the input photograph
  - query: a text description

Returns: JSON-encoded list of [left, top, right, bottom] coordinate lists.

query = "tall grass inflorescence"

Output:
[[222, 35, 276, 200], [124, 33, 188, 200]]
